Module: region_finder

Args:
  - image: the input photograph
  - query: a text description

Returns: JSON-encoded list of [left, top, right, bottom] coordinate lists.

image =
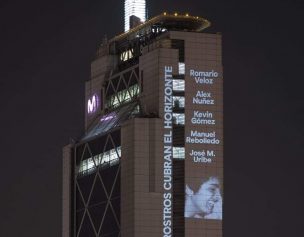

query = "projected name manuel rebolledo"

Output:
[[186, 131, 220, 144]]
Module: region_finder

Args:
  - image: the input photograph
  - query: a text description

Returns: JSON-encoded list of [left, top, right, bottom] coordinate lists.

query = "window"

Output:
[[173, 96, 185, 108], [178, 62, 185, 75], [120, 49, 134, 62], [173, 113, 185, 125], [78, 147, 121, 175], [173, 79, 185, 91], [107, 84, 139, 109], [171, 39, 185, 62], [79, 158, 95, 174], [173, 147, 185, 159]]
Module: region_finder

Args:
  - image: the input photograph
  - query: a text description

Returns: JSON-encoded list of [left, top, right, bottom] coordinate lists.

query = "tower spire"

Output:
[[124, 0, 146, 32]]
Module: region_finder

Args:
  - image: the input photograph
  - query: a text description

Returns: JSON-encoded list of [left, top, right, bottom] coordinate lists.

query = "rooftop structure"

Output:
[[119, 12, 210, 43]]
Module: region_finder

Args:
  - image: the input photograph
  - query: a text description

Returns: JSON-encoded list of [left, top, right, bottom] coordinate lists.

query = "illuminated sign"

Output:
[[163, 66, 173, 237], [87, 94, 99, 114], [185, 66, 223, 234]]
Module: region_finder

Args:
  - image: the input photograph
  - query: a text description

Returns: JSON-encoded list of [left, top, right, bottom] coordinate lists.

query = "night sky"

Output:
[[1, 0, 304, 236]]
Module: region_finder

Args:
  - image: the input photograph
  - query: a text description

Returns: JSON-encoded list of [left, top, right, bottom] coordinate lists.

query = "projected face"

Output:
[[185, 177, 222, 220]]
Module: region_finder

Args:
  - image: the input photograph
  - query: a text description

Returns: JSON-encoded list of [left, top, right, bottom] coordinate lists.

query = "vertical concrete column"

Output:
[[62, 144, 73, 237], [121, 118, 164, 237]]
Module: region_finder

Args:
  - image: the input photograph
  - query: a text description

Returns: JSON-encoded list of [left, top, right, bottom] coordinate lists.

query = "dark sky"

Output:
[[0, 0, 304, 236]]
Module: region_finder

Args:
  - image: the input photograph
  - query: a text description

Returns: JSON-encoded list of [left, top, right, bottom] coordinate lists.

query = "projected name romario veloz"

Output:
[[163, 66, 173, 237]]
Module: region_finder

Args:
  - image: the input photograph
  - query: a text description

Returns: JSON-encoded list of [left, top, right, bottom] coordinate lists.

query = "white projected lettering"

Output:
[[185, 177, 222, 220], [189, 149, 215, 163], [193, 91, 214, 105], [186, 130, 220, 144], [163, 66, 173, 237], [185, 68, 223, 224], [190, 69, 218, 85], [189, 70, 219, 85], [190, 70, 218, 77], [191, 110, 215, 125]]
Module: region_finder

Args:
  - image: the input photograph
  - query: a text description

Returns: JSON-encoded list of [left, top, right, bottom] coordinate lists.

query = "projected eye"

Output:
[[208, 185, 219, 193], [208, 187, 216, 193]]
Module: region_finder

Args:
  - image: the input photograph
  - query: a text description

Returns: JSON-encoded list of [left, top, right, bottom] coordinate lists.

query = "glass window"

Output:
[[173, 96, 185, 108], [173, 79, 185, 91], [79, 158, 95, 174], [79, 146, 121, 175], [178, 62, 185, 75], [107, 84, 139, 109], [173, 113, 185, 125], [100, 147, 121, 166], [120, 49, 134, 61], [173, 147, 185, 159]]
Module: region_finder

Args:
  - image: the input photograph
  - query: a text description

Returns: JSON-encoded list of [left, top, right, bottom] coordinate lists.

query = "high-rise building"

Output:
[[62, 12, 223, 237], [124, 0, 146, 32]]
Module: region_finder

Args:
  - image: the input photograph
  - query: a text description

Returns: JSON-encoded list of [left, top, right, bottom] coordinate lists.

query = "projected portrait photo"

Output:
[[185, 176, 222, 220]]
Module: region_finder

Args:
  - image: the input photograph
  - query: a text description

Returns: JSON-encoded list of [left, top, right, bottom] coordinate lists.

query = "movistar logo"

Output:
[[87, 94, 98, 114]]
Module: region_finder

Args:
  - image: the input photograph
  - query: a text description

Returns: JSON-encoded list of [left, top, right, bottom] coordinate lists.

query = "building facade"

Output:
[[62, 13, 223, 237]]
